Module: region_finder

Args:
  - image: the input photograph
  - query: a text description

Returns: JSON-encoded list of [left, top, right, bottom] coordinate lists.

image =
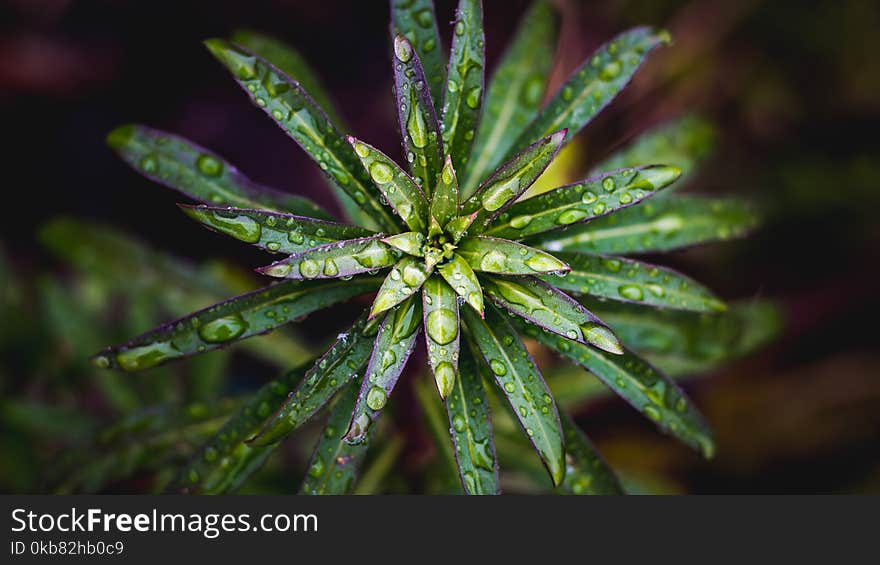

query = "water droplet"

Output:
[[490, 359, 507, 376], [481, 176, 518, 211], [618, 192, 633, 204], [115, 342, 180, 371], [206, 212, 261, 243], [369, 161, 393, 184], [299, 259, 320, 278], [381, 349, 397, 370], [557, 209, 588, 225], [581, 191, 598, 204], [198, 314, 248, 343], [646, 283, 665, 297], [196, 154, 223, 177], [465, 86, 482, 109], [288, 231, 305, 245], [308, 456, 325, 478], [525, 253, 565, 272], [266, 242, 281, 251], [600, 60, 622, 80], [92, 355, 110, 369], [323, 259, 339, 277], [366, 386, 388, 410], [510, 214, 533, 229], [452, 413, 466, 433], [455, 20, 465, 36], [618, 284, 644, 301], [602, 177, 616, 192], [435, 362, 455, 397], [393, 36, 413, 63], [561, 86, 574, 101], [521, 75, 544, 107], [426, 308, 458, 345], [353, 142, 369, 158], [579, 322, 623, 354]]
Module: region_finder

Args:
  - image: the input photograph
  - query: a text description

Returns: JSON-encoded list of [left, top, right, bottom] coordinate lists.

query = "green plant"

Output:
[[92, 0, 758, 494]]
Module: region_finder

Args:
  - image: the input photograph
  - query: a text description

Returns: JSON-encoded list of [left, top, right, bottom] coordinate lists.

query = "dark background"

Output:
[[1, 0, 879, 493]]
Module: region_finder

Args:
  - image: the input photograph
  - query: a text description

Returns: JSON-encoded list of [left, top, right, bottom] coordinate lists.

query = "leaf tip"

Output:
[[105, 124, 135, 150], [256, 262, 293, 278]]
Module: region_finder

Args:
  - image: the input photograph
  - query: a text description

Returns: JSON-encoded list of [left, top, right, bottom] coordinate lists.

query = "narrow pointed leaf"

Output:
[[431, 157, 460, 228], [231, 29, 345, 126], [437, 252, 483, 315], [346, 297, 422, 444], [370, 255, 431, 317], [533, 195, 760, 254], [457, 236, 569, 275], [204, 38, 403, 231], [486, 165, 680, 240], [515, 317, 715, 458], [422, 276, 460, 398], [392, 35, 444, 194], [107, 124, 329, 218], [507, 27, 670, 157], [381, 232, 425, 257], [348, 137, 430, 232], [462, 305, 564, 486], [441, 0, 484, 172], [391, 0, 445, 115], [590, 114, 717, 186], [250, 315, 376, 446], [443, 211, 478, 243], [258, 235, 399, 279], [460, 130, 565, 233], [92, 278, 381, 371], [172, 365, 308, 493], [464, 1, 559, 193], [180, 205, 373, 254], [445, 344, 500, 494], [558, 413, 623, 495], [480, 275, 623, 354], [301, 381, 372, 494], [542, 252, 726, 313]]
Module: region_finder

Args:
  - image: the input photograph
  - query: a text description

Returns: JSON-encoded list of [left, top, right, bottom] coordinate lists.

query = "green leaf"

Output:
[[463, 0, 559, 194], [460, 130, 565, 233], [230, 30, 378, 225], [445, 344, 500, 494], [257, 235, 400, 279], [437, 252, 483, 315], [590, 114, 717, 187], [456, 236, 569, 275], [204, 38, 403, 232], [480, 275, 623, 354], [486, 165, 680, 240], [300, 381, 371, 494], [172, 366, 308, 493], [345, 297, 422, 444], [558, 413, 623, 495], [391, 0, 445, 115], [441, 0, 484, 172], [93, 277, 381, 372], [462, 305, 564, 486], [422, 275, 460, 398], [249, 315, 376, 446], [414, 376, 460, 490], [370, 256, 431, 317], [231, 29, 345, 126], [180, 205, 373, 254], [381, 232, 425, 257], [106, 124, 329, 218], [533, 195, 760, 254], [432, 157, 460, 229], [543, 252, 726, 313], [587, 298, 783, 377], [392, 35, 445, 194], [516, 317, 715, 458], [348, 137, 430, 232], [507, 27, 670, 157], [443, 211, 479, 243]]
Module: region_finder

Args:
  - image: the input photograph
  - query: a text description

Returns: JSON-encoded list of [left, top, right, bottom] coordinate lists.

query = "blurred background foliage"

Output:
[[1, 0, 878, 493]]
